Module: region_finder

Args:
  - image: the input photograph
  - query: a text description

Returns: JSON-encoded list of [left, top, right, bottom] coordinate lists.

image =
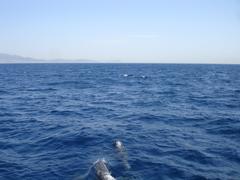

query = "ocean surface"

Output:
[[0, 64, 240, 180]]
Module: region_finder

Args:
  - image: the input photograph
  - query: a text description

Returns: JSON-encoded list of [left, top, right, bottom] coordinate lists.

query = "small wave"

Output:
[[0, 112, 22, 117], [26, 87, 57, 92], [0, 90, 9, 94], [46, 80, 93, 88], [46, 81, 79, 86], [171, 149, 215, 165], [49, 110, 83, 117], [206, 125, 240, 139]]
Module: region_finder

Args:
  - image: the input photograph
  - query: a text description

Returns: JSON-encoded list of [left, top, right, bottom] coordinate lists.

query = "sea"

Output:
[[0, 64, 239, 180]]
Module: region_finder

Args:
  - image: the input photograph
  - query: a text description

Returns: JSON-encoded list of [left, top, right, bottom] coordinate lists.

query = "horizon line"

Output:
[[0, 62, 240, 65], [0, 53, 239, 64]]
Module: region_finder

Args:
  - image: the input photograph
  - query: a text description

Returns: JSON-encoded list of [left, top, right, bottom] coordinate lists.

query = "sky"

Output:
[[0, 0, 239, 63]]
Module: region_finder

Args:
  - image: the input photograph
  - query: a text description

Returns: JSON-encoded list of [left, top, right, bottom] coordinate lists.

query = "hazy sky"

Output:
[[0, 0, 240, 63]]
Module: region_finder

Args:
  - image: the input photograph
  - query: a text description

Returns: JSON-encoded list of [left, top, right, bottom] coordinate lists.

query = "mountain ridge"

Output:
[[0, 53, 97, 63]]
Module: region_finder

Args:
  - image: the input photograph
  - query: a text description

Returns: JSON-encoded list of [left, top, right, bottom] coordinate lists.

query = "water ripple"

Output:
[[0, 64, 239, 179]]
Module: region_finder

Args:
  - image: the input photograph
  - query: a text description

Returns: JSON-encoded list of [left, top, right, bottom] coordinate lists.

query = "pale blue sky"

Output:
[[0, 0, 239, 63]]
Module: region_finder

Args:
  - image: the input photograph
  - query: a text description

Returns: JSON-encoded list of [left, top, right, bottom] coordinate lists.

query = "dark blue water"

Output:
[[0, 64, 240, 180]]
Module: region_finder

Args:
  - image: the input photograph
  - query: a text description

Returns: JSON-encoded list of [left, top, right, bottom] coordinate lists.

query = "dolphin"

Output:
[[94, 159, 116, 180], [114, 140, 123, 150], [113, 140, 131, 170]]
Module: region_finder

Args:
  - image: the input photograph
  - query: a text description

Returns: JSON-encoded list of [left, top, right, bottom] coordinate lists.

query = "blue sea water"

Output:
[[0, 64, 240, 180]]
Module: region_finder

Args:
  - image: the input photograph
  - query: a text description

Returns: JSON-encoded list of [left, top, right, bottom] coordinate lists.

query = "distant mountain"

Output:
[[0, 53, 42, 63], [0, 53, 97, 63]]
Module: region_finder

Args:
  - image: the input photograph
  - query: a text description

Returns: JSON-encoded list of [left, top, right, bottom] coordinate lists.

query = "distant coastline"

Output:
[[0, 53, 97, 64], [0, 53, 239, 64]]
